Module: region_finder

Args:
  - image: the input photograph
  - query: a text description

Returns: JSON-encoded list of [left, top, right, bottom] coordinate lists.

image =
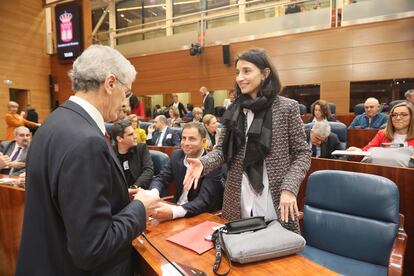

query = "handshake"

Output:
[[129, 188, 174, 221]]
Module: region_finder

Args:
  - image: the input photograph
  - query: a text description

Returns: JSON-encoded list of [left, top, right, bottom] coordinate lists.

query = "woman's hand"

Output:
[[183, 158, 203, 191], [279, 190, 299, 223], [347, 146, 361, 151]]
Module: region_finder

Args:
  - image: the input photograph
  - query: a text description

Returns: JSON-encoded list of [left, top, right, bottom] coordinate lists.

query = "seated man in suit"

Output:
[[306, 121, 341, 159], [111, 119, 154, 190], [148, 122, 224, 220], [349, 97, 388, 129], [146, 115, 180, 147], [0, 126, 31, 175]]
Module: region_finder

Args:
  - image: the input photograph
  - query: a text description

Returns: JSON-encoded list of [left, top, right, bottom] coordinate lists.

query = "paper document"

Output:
[[0, 178, 17, 184], [332, 150, 371, 156], [167, 221, 223, 254]]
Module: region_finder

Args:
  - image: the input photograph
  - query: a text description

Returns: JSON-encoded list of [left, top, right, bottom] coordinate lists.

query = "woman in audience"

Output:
[[348, 102, 414, 151], [167, 107, 182, 127], [184, 48, 310, 233], [192, 107, 203, 123], [307, 99, 334, 123], [128, 114, 147, 143], [202, 114, 221, 150]]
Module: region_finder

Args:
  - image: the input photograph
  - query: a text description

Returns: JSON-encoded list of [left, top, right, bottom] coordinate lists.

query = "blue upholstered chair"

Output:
[[149, 150, 169, 176], [354, 103, 365, 116], [301, 170, 407, 276], [304, 121, 348, 150], [169, 127, 183, 140], [388, 100, 406, 111], [139, 121, 152, 134], [299, 104, 307, 115], [328, 102, 336, 115]]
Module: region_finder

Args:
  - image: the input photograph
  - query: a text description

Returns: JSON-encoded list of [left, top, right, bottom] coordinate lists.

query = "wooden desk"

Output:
[[297, 158, 414, 276], [335, 114, 355, 126], [0, 175, 24, 276], [133, 213, 337, 275], [347, 128, 378, 149], [147, 146, 177, 158]]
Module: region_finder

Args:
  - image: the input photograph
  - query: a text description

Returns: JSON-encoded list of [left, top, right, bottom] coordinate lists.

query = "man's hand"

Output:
[[0, 154, 11, 169], [133, 188, 160, 216], [9, 161, 25, 169], [152, 202, 173, 221], [147, 125, 155, 135], [128, 188, 139, 200], [183, 158, 203, 191]]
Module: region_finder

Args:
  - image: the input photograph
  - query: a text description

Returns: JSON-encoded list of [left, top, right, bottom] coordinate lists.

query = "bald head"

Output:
[[364, 97, 380, 118], [199, 86, 209, 96]]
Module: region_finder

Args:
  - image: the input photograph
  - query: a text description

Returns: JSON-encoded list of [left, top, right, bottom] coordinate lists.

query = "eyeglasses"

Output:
[[391, 112, 409, 119], [116, 78, 133, 98]]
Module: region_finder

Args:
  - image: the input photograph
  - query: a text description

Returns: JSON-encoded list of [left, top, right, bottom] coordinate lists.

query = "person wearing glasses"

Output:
[[347, 102, 414, 167], [16, 45, 160, 276]]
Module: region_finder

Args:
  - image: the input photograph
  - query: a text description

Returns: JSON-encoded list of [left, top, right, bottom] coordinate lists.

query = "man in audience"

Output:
[[306, 121, 341, 159], [169, 94, 187, 117], [146, 115, 180, 146], [200, 86, 215, 115], [405, 89, 414, 107], [348, 97, 388, 129], [148, 123, 224, 220], [4, 101, 40, 140], [112, 119, 154, 189], [0, 126, 31, 175], [16, 45, 159, 275]]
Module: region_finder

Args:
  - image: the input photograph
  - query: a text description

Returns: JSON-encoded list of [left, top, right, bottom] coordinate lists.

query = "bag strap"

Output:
[[212, 229, 231, 276]]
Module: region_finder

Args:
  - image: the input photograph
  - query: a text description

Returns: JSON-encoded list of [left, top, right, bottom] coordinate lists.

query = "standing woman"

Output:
[[184, 48, 311, 233]]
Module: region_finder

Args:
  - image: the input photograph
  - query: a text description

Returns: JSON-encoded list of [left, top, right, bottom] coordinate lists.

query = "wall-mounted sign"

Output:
[[55, 2, 83, 60]]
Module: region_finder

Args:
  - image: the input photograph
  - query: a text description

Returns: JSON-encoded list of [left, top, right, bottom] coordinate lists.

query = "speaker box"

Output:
[[222, 45, 230, 65]]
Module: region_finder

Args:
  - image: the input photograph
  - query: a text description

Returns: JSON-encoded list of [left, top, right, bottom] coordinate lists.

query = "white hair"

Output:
[[14, 126, 30, 136], [68, 45, 137, 92], [405, 89, 414, 98], [312, 121, 331, 137]]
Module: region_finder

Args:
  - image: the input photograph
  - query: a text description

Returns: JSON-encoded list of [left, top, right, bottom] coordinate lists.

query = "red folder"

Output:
[[167, 221, 223, 254]]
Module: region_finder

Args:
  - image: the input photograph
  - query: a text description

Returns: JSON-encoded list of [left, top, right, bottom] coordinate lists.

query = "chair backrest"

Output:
[[303, 170, 399, 266], [139, 121, 152, 134], [328, 103, 336, 115], [149, 150, 169, 176], [304, 121, 347, 149], [388, 100, 406, 111], [215, 106, 226, 117], [354, 103, 365, 115], [299, 104, 307, 115]]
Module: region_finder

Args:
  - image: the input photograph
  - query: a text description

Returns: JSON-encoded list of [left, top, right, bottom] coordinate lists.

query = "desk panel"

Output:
[[347, 128, 378, 149]]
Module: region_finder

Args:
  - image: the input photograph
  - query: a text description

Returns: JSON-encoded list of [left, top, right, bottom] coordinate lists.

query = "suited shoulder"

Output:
[[171, 149, 185, 160]]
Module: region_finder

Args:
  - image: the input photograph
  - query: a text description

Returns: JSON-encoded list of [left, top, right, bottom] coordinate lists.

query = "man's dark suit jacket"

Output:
[[115, 143, 154, 189], [0, 140, 29, 175], [150, 149, 224, 216], [16, 100, 146, 276], [203, 93, 215, 115], [146, 127, 180, 147], [306, 130, 341, 159]]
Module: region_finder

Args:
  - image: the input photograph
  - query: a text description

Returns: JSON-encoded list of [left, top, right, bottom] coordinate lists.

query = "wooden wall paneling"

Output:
[[352, 41, 414, 64], [82, 0, 92, 48], [0, 0, 51, 139], [320, 81, 350, 114], [352, 59, 414, 81], [279, 65, 353, 86]]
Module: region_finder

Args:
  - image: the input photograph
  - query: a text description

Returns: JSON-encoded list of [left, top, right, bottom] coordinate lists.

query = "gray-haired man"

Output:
[[306, 121, 341, 159]]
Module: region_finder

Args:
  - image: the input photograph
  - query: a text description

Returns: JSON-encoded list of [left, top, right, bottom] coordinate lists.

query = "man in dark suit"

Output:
[[146, 115, 180, 146], [0, 126, 31, 175], [306, 121, 341, 159], [148, 123, 224, 220], [112, 119, 154, 189], [16, 45, 159, 276], [200, 86, 215, 115]]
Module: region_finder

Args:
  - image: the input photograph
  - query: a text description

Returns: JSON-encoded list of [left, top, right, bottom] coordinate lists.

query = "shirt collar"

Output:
[[69, 95, 106, 135]]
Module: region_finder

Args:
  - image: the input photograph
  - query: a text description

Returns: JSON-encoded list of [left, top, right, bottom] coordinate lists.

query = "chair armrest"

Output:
[[388, 214, 408, 276]]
